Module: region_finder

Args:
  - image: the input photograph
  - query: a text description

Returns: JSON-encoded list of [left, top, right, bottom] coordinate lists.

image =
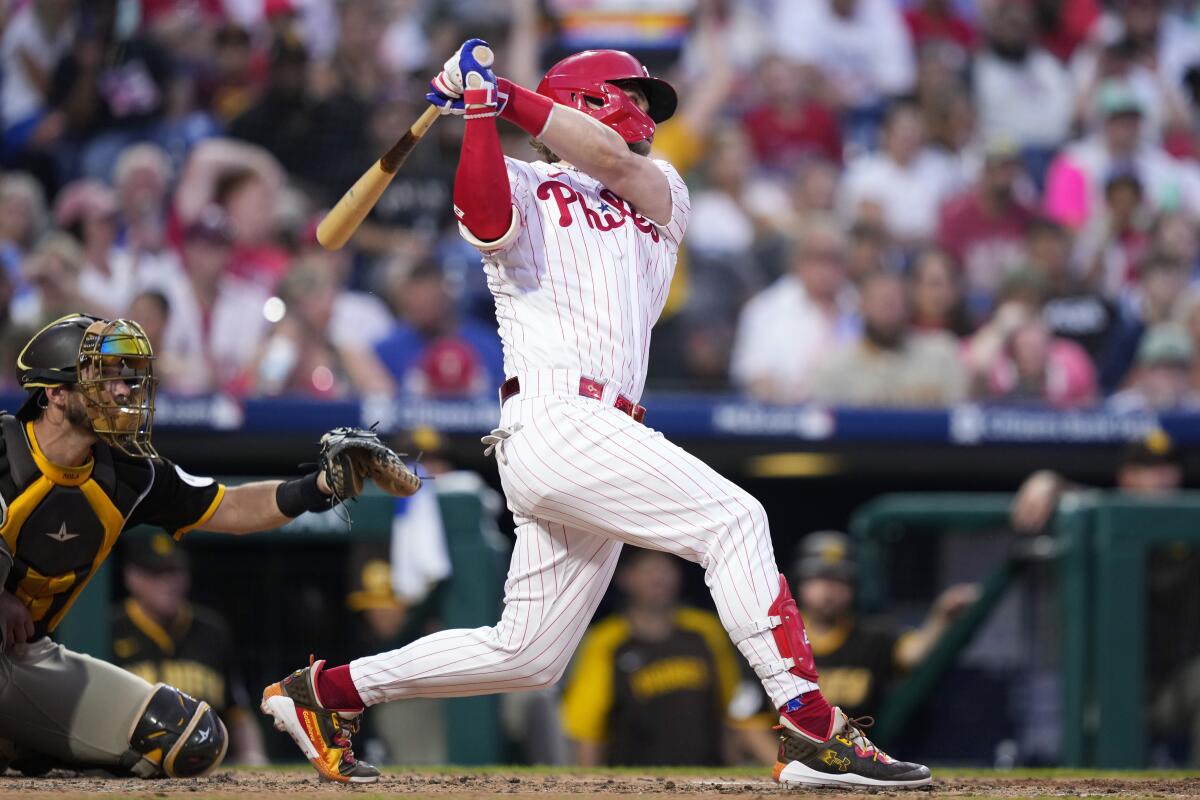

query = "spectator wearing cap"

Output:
[[1044, 81, 1200, 229], [1110, 323, 1200, 411], [112, 531, 266, 765], [727, 532, 978, 764], [195, 23, 266, 126], [809, 271, 968, 407], [142, 205, 271, 395], [838, 102, 963, 247], [1028, 218, 1119, 363], [731, 218, 858, 403], [1077, 170, 1153, 300], [1098, 254, 1193, 391], [772, 0, 916, 150], [937, 140, 1037, 313], [371, 261, 504, 399], [973, 0, 1075, 177], [1070, 35, 1192, 149]]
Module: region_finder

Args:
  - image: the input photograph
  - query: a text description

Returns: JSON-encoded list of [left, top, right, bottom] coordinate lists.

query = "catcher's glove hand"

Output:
[[319, 427, 422, 502]]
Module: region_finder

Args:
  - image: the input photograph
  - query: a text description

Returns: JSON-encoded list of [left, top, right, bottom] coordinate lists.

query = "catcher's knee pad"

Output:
[[125, 684, 228, 778]]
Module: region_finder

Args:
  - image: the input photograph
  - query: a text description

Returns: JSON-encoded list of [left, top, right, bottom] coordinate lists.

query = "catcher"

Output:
[[0, 313, 417, 779]]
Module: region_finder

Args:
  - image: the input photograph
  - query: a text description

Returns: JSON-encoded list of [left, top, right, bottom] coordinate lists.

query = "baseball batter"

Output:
[[262, 41, 931, 789], [0, 314, 417, 780]]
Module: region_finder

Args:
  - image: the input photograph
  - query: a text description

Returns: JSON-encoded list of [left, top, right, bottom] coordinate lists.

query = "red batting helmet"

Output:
[[536, 50, 678, 144]]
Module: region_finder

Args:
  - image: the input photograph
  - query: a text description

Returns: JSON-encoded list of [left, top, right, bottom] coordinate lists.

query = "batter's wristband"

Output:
[[498, 78, 554, 139], [276, 472, 332, 518]]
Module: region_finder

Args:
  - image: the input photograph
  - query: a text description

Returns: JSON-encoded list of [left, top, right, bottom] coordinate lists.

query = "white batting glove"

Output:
[[432, 45, 468, 100]]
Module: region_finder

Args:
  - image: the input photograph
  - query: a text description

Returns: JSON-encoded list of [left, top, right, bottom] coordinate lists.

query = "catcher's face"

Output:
[[76, 319, 158, 457]]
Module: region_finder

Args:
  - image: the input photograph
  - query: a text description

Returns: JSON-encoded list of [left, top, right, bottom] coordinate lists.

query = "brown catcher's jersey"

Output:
[[0, 415, 224, 639], [112, 599, 246, 714]]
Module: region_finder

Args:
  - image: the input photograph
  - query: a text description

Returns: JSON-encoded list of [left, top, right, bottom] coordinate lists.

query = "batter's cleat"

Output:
[[773, 707, 931, 789], [260, 659, 379, 784]]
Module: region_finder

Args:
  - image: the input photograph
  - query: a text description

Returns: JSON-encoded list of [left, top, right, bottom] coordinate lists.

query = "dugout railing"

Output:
[[850, 491, 1200, 769]]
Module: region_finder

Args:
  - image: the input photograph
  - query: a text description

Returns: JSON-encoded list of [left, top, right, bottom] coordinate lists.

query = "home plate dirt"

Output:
[[2, 769, 1200, 799]]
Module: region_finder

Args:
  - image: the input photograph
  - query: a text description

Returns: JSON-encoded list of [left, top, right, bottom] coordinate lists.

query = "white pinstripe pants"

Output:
[[350, 378, 817, 709]]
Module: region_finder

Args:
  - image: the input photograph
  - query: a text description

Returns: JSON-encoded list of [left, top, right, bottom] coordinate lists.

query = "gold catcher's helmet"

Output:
[[16, 313, 159, 457]]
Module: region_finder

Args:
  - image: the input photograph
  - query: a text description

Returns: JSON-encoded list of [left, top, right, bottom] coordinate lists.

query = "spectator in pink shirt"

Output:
[[1044, 82, 1200, 229], [964, 272, 1099, 408]]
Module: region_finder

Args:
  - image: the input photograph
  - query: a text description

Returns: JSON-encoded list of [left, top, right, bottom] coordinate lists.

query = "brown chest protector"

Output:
[[0, 413, 123, 637]]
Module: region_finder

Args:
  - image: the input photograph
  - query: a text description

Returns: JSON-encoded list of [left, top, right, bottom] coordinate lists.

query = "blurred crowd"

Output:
[[6, 0, 1200, 409]]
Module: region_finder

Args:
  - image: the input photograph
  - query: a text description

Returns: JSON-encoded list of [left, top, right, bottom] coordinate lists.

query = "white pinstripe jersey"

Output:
[[475, 157, 690, 403]]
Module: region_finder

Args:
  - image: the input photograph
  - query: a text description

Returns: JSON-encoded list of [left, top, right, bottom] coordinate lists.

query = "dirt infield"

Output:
[[3, 768, 1200, 799]]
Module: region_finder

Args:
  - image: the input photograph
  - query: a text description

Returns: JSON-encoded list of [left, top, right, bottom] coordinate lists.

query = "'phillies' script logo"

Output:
[[536, 180, 660, 242]]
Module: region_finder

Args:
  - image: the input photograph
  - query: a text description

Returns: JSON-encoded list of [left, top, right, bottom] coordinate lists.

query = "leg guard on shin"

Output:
[[729, 574, 820, 682], [123, 684, 228, 778]]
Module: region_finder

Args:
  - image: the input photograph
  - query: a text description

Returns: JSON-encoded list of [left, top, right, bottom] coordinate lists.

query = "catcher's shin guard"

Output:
[[123, 684, 228, 778], [260, 659, 379, 783]]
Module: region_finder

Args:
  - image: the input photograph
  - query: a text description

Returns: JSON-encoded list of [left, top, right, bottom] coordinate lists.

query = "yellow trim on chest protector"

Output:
[[1, 423, 126, 631]]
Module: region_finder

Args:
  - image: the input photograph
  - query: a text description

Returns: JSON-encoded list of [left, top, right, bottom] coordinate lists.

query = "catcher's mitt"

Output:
[[319, 426, 422, 502]]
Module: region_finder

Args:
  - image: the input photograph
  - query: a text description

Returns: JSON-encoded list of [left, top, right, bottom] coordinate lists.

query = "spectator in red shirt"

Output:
[[938, 140, 1036, 319], [741, 56, 842, 170], [903, 0, 977, 61]]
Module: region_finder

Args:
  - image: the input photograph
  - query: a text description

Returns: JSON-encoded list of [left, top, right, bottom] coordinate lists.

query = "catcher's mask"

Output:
[[16, 314, 158, 457]]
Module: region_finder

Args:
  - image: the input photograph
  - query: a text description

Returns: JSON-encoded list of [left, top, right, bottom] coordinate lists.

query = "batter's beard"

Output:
[[628, 139, 652, 156], [532, 137, 654, 163]]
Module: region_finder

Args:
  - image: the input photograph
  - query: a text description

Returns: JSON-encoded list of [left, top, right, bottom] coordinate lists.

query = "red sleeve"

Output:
[[454, 114, 513, 243]]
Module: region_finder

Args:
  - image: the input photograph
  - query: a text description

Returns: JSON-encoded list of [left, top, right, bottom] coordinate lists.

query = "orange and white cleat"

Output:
[[260, 659, 379, 783]]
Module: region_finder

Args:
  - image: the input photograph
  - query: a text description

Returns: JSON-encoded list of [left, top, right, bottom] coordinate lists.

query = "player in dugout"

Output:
[[559, 549, 741, 767], [0, 313, 415, 779], [112, 531, 266, 765]]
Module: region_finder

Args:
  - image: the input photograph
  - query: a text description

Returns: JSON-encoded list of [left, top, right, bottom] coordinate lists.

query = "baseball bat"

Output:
[[316, 43, 494, 251], [315, 105, 441, 250]]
